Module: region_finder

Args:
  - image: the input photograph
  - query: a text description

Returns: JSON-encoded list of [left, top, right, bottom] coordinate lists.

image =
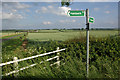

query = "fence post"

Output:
[[57, 47, 60, 67], [13, 57, 18, 77]]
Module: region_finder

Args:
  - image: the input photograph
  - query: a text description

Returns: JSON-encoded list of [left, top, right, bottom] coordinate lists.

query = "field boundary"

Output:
[[0, 33, 27, 43], [1, 32, 23, 37]]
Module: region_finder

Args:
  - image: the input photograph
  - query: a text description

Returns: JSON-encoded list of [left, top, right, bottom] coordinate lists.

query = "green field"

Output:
[[28, 30, 118, 41]]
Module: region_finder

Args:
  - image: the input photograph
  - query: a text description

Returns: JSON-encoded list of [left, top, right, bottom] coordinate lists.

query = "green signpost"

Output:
[[67, 9, 95, 78], [89, 17, 94, 23], [67, 10, 85, 17]]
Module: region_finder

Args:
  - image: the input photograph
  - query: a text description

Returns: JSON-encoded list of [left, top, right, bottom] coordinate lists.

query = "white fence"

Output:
[[1, 47, 66, 76]]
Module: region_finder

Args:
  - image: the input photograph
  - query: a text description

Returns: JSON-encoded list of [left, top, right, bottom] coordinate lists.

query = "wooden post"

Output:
[[13, 57, 18, 77], [57, 47, 60, 67]]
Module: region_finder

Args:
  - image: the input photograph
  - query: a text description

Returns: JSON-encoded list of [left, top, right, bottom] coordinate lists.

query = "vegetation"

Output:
[[1, 30, 119, 79]]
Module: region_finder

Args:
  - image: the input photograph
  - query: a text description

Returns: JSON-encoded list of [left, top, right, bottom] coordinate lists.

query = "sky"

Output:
[[1, 1, 119, 30], [2, 0, 120, 2]]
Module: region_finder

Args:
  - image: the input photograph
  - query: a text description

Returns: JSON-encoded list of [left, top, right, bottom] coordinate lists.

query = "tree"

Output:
[[91, 28, 94, 30], [61, 0, 73, 7], [81, 28, 84, 30]]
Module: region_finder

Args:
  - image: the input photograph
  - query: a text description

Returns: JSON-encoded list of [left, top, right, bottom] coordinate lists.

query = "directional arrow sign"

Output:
[[67, 10, 85, 17], [89, 17, 95, 23]]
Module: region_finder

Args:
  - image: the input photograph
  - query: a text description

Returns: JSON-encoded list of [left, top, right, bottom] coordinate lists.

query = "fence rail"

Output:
[[1, 47, 66, 76], [0, 48, 66, 67]]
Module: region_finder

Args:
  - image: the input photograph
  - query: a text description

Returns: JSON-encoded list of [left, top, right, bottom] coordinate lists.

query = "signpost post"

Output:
[[86, 9, 89, 78], [67, 9, 94, 78]]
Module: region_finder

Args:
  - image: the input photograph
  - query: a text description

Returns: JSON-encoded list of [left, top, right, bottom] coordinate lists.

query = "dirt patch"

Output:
[[22, 39, 28, 50]]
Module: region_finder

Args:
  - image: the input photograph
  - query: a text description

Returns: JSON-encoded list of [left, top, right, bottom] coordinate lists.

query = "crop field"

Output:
[[28, 30, 118, 41], [28, 31, 82, 41], [1, 30, 120, 79]]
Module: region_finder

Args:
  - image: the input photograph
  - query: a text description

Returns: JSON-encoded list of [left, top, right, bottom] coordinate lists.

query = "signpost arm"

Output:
[[86, 9, 89, 78]]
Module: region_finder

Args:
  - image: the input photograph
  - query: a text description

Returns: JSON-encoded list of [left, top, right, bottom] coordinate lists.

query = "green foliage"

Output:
[[2, 31, 119, 78]]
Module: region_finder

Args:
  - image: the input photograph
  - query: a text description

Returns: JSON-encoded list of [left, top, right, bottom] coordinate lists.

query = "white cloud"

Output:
[[3, 2, 31, 10], [94, 8, 100, 11], [59, 19, 76, 23], [42, 21, 52, 25], [88, 0, 110, 2], [15, 2, 30, 9], [35, 6, 48, 13], [59, 20, 64, 23], [105, 11, 110, 14], [35, 6, 71, 16], [41, 7, 48, 12], [2, 0, 119, 2], [1, 12, 23, 19], [72, 20, 76, 22], [2, 2, 30, 20], [35, 10, 40, 13], [57, 7, 71, 16], [11, 9, 17, 13], [48, 5, 53, 9], [26, 9, 30, 12]]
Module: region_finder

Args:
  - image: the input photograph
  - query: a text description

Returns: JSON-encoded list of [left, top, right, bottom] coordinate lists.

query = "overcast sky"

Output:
[[1, 1, 119, 30]]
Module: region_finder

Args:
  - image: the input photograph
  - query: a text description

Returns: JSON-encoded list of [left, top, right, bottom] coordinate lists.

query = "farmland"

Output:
[[1, 30, 120, 79], [28, 30, 118, 41]]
